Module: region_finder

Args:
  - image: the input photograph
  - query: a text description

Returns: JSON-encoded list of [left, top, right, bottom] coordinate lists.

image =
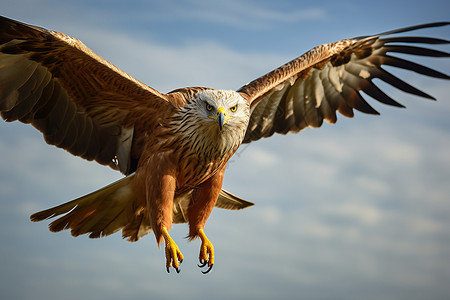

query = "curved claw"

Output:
[[201, 264, 213, 274], [197, 259, 208, 268], [166, 261, 182, 274], [198, 258, 213, 274]]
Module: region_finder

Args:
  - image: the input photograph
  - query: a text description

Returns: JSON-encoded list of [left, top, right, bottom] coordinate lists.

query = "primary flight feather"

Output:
[[0, 16, 448, 274]]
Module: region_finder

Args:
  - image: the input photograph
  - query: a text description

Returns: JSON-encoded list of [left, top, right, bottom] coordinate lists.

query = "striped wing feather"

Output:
[[239, 22, 450, 143]]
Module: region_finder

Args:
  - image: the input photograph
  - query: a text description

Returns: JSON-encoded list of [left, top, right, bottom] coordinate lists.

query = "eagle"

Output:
[[0, 16, 448, 274]]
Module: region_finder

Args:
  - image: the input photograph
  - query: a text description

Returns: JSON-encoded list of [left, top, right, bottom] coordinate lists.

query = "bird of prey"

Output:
[[0, 16, 448, 274]]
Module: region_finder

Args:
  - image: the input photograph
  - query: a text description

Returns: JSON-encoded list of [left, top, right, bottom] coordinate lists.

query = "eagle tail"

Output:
[[172, 188, 255, 224], [216, 189, 255, 210], [30, 174, 152, 242]]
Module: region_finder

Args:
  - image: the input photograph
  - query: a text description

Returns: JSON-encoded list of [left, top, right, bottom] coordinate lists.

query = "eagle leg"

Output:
[[188, 166, 227, 274], [197, 228, 214, 274], [161, 226, 184, 273]]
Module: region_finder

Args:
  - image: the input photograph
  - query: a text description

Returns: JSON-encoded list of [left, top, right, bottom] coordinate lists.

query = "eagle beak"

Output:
[[209, 106, 227, 130], [216, 107, 226, 130]]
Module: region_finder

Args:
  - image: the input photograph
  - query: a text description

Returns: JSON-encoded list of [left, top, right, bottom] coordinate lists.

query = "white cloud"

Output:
[[234, 146, 279, 167], [130, 0, 328, 30], [334, 203, 383, 225]]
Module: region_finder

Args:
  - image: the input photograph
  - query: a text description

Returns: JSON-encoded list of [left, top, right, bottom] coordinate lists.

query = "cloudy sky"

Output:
[[1, 0, 449, 299]]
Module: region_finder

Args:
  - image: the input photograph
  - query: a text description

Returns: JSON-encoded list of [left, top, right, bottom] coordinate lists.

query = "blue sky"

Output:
[[1, 1, 450, 299]]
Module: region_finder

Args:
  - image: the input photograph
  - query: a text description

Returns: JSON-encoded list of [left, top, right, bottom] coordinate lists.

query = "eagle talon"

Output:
[[197, 257, 213, 274], [201, 264, 213, 274], [162, 226, 184, 274], [198, 258, 208, 268], [166, 266, 181, 274], [197, 229, 214, 274]]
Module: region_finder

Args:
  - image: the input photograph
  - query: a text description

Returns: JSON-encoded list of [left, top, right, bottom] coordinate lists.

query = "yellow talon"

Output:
[[198, 228, 214, 273], [162, 226, 184, 273]]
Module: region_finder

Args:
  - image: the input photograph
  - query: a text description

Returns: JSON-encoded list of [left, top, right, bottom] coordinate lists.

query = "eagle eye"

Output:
[[206, 104, 213, 111], [230, 105, 237, 112]]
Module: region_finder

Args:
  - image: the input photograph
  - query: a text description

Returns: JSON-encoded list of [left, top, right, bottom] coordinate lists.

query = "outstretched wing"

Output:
[[238, 23, 450, 143], [0, 16, 176, 174]]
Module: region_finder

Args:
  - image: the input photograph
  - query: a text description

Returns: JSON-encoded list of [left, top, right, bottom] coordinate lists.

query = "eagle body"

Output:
[[133, 89, 250, 242], [0, 16, 448, 273]]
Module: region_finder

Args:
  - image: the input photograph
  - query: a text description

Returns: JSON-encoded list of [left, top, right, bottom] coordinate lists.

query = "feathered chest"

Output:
[[171, 118, 243, 191]]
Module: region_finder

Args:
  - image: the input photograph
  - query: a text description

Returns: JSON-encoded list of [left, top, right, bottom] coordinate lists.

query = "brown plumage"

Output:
[[0, 15, 448, 273]]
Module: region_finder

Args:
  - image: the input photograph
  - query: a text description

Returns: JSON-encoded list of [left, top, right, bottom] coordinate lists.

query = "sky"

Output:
[[1, 0, 449, 299]]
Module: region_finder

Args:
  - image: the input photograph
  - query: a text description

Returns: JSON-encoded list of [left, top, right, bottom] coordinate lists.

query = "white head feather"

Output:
[[173, 89, 250, 159]]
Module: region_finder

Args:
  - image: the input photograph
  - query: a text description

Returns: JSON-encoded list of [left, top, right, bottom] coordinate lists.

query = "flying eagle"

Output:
[[0, 16, 448, 274]]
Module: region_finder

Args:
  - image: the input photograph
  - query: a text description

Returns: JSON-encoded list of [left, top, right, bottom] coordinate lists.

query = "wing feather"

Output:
[[239, 22, 449, 143], [0, 16, 175, 174], [382, 55, 449, 79]]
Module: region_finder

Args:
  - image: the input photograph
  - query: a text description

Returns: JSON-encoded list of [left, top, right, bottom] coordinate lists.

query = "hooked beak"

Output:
[[210, 107, 227, 130], [217, 107, 226, 130]]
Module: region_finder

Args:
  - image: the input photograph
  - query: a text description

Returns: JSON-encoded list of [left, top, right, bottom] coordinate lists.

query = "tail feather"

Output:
[[216, 189, 255, 210], [30, 173, 152, 241], [122, 212, 151, 242]]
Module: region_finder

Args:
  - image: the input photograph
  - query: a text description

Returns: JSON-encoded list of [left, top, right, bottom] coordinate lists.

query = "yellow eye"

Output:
[[206, 104, 213, 111], [230, 105, 237, 112]]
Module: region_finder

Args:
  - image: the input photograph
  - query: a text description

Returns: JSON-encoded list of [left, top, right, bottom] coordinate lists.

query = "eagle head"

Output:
[[174, 89, 250, 158]]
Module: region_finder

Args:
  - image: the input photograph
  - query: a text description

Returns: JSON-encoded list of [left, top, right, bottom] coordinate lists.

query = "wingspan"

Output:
[[0, 16, 175, 174], [238, 22, 450, 143]]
